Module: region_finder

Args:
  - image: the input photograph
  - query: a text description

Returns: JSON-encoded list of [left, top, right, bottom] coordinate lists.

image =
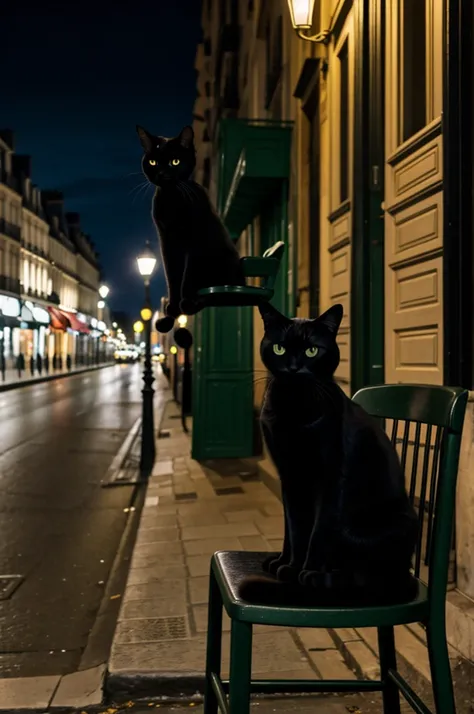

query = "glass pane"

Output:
[[401, 0, 427, 142], [339, 40, 349, 203]]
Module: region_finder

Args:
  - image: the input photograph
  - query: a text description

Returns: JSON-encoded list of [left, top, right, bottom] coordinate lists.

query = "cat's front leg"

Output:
[[276, 482, 314, 583], [262, 494, 291, 576]]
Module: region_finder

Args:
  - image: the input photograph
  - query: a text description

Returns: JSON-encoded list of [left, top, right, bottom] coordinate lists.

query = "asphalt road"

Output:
[[0, 364, 144, 679]]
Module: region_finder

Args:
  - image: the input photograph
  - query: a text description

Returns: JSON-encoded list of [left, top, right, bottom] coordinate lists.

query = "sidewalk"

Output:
[[107, 379, 473, 713], [0, 361, 114, 391]]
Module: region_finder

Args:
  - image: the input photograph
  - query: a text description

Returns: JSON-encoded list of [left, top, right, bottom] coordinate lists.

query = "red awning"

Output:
[[48, 306, 69, 331], [47, 307, 91, 334], [62, 310, 90, 334]]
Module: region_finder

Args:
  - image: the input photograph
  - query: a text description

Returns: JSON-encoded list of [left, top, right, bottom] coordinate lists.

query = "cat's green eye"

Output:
[[273, 344, 286, 356], [170, 158, 180, 166], [149, 159, 156, 166], [305, 346, 319, 358]]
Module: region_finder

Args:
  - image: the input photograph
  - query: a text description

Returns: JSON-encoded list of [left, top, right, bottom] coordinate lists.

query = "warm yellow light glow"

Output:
[[136, 243, 157, 277], [287, 0, 317, 29], [170, 345, 178, 354], [140, 307, 153, 322], [133, 320, 144, 333], [158, 353, 166, 362], [177, 314, 188, 327]]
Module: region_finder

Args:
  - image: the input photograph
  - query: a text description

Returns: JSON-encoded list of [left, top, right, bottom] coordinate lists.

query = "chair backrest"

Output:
[[241, 242, 285, 290], [352, 384, 468, 613]]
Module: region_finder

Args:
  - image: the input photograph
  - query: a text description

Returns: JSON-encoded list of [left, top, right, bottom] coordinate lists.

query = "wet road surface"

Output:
[[0, 364, 144, 678]]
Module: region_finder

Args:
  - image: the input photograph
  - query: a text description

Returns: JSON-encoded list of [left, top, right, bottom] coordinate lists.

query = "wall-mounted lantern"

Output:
[[286, 0, 330, 44]]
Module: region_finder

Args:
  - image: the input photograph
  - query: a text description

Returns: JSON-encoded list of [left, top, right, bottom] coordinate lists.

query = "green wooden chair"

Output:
[[204, 384, 468, 714], [197, 241, 285, 307]]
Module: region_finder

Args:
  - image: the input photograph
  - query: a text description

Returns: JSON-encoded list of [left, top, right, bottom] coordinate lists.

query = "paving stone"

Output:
[[309, 649, 356, 679], [140, 513, 179, 529], [263, 502, 283, 516], [0, 675, 60, 709], [297, 628, 337, 651], [152, 460, 174, 476], [183, 537, 242, 556], [185, 554, 212, 577], [255, 516, 284, 537], [135, 526, 179, 544], [267, 538, 283, 551], [179, 512, 228, 527], [181, 522, 259, 540], [192, 604, 231, 633], [120, 597, 188, 621], [189, 575, 210, 605], [225, 509, 263, 523], [222, 630, 312, 676], [127, 563, 188, 584], [133, 540, 184, 558], [51, 664, 105, 707], [239, 535, 272, 551], [110, 636, 208, 673], [125, 579, 186, 602]]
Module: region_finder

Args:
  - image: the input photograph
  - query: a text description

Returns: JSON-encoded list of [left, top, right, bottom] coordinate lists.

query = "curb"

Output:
[[104, 393, 175, 703], [0, 362, 115, 392]]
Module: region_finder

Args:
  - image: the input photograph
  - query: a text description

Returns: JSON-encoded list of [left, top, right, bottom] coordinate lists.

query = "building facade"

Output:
[[191, 0, 474, 662], [0, 130, 111, 374]]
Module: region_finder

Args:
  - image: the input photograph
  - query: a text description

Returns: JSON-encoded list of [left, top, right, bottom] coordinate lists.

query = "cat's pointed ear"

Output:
[[258, 301, 289, 330], [315, 304, 344, 335], [179, 126, 194, 149], [136, 125, 155, 153]]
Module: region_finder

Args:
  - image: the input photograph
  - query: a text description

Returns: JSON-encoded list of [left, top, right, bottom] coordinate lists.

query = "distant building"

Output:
[[0, 130, 111, 372]]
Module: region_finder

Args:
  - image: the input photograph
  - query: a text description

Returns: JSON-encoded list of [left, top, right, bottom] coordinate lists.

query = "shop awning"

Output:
[[47, 307, 91, 333], [66, 311, 90, 334], [217, 118, 293, 237], [48, 306, 69, 330]]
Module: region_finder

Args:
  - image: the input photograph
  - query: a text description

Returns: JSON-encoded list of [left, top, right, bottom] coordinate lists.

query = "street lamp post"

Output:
[[136, 242, 157, 478]]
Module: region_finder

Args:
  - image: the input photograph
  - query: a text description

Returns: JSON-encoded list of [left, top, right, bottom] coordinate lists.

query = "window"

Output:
[[339, 40, 349, 203], [400, 0, 426, 142]]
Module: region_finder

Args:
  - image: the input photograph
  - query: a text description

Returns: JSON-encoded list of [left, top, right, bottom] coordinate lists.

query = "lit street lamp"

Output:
[[136, 242, 157, 477], [99, 285, 110, 299]]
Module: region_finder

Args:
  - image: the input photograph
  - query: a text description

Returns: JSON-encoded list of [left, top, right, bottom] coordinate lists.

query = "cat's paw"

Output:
[[179, 298, 199, 315], [299, 569, 325, 587], [276, 564, 300, 583], [262, 554, 285, 576], [156, 316, 175, 334]]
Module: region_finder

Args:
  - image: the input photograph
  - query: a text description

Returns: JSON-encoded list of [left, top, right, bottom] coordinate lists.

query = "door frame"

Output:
[[351, 0, 385, 393], [442, 0, 473, 388], [302, 81, 321, 318]]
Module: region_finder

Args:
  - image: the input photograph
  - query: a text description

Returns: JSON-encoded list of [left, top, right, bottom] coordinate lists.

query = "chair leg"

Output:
[[378, 626, 401, 714], [204, 569, 223, 714], [228, 619, 253, 714], [426, 621, 456, 714]]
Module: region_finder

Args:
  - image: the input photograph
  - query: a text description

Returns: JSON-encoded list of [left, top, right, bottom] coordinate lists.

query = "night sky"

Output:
[[2, 0, 202, 316]]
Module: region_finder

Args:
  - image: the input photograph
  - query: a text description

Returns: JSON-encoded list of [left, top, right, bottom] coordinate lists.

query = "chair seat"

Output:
[[197, 285, 274, 307], [212, 551, 428, 629]]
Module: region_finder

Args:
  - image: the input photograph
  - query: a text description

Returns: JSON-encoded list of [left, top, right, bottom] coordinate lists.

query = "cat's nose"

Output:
[[288, 364, 299, 373]]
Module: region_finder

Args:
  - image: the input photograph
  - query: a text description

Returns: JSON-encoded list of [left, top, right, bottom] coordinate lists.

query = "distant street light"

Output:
[[177, 314, 188, 328], [99, 285, 110, 299], [136, 242, 158, 478], [97, 300, 105, 309], [134, 320, 144, 334]]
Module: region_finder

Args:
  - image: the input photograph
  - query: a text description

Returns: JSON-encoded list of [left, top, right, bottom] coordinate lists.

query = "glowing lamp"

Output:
[[97, 300, 105, 309], [140, 307, 153, 322], [136, 242, 157, 278], [170, 345, 178, 354], [177, 314, 188, 327], [287, 0, 317, 29], [134, 320, 144, 333], [99, 285, 110, 299]]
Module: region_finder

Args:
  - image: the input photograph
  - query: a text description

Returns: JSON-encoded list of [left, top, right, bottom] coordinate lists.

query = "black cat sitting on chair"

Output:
[[238, 302, 419, 608], [137, 124, 244, 334]]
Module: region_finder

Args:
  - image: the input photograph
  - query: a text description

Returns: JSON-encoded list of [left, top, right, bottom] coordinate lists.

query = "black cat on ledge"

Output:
[[136, 124, 245, 334]]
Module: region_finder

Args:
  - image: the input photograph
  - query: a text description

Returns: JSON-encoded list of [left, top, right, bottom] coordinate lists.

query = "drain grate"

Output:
[[118, 615, 189, 644], [0, 575, 23, 601], [215, 486, 244, 496], [175, 492, 198, 501]]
